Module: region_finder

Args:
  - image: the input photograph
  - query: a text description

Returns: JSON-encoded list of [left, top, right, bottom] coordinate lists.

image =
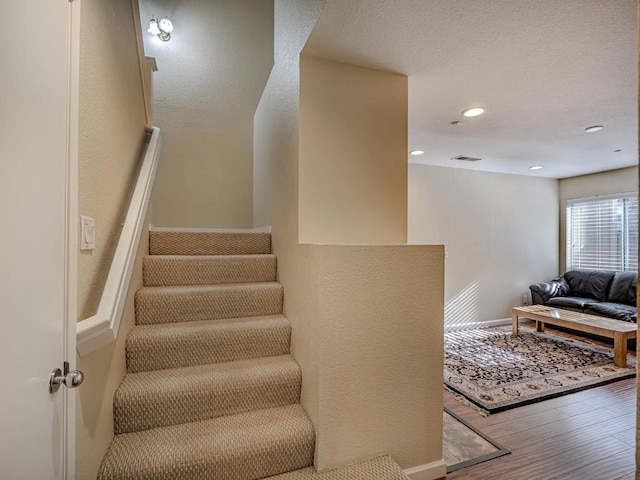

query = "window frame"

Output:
[[566, 192, 638, 273]]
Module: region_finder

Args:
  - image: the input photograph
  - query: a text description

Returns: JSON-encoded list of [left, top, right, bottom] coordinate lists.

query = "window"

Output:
[[567, 193, 638, 272]]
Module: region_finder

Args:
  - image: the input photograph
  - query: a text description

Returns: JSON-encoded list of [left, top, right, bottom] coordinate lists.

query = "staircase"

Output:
[[97, 229, 409, 480]]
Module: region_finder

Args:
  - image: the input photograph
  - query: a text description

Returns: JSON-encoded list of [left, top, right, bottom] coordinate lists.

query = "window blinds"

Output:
[[566, 194, 638, 272]]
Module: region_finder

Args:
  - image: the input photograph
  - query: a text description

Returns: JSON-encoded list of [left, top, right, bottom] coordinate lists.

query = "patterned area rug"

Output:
[[445, 326, 636, 413]]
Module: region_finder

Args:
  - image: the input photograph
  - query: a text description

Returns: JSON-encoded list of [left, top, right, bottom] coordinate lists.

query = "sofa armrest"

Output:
[[530, 281, 565, 304], [530, 283, 554, 304]]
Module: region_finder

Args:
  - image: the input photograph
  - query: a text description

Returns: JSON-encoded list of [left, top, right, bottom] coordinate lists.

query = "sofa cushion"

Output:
[[607, 272, 637, 306], [585, 302, 637, 323], [546, 296, 598, 310], [563, 270, 616, 302]]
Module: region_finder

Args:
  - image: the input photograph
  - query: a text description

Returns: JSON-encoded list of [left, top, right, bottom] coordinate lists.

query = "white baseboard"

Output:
[[404, 460, 447, 480], [444, 318, 511, 332], [150, 225, 272, 233]]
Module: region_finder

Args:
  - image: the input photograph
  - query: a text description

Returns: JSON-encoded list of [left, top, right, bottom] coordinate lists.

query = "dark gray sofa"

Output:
[[529, 270, 637, 323]]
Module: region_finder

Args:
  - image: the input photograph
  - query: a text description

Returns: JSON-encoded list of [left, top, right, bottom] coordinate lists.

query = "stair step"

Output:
[[149, 230, 271, 256], [135, 282, 283, 325], [126, 315, 291, 373], [143, 254, 277, 286], [114, 355, 301, 434], [97, 404, 315, 480], [263, 455, 410, 479]]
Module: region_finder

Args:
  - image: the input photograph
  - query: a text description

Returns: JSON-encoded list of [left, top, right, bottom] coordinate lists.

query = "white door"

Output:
[[0, 1, 78, 479]]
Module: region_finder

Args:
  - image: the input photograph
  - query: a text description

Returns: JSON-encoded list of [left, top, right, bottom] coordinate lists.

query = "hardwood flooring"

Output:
[[444, 325, 637, 480]]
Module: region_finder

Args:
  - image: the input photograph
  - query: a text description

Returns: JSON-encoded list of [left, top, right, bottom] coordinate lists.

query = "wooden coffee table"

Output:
[[512, 305, 637, 368]]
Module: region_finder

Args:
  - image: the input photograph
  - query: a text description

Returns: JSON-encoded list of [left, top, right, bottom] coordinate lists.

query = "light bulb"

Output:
[[159, 17, 174, 33], [148, 18, 160, 35]]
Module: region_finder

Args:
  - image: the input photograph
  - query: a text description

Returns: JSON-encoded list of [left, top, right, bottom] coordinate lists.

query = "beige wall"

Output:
[[140, 0, 273, 228], [299, 56, 407, 244], [76, 0, 148, 478], [254, 1, 445, 474], [559, 166, 638, 272], [76, 215, 150, 480], [78, 0, 148, 320], [312, 245, 444, 470], [408, 165, 559, 325]]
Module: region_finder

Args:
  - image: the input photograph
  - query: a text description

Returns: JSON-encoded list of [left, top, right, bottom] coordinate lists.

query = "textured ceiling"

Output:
[[304, 0, 638, 179]]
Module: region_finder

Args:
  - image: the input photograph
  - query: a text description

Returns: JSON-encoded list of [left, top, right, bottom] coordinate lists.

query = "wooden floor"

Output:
[[445, 325, 637, 480]]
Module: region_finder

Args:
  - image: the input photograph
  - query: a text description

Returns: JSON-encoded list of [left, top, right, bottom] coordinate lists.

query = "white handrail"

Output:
[[76, 127, 161, 356]]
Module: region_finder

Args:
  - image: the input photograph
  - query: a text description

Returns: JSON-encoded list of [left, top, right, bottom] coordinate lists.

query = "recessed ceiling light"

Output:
[[529, 165, 544, 171], [410, 150, 425, 156], [585, 125, 603, 133], [462, 107, 485, 117]]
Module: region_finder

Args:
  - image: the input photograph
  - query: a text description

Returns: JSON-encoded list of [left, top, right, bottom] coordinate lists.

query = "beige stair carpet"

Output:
[[143, 254, 277, 286], [99, 230, 315, 480], [114, 355, 302, 434], [126, 315, 292, 373], [135, 282, 283, 324], [149, 230, 271, 255], [98, 404, 315, 480]]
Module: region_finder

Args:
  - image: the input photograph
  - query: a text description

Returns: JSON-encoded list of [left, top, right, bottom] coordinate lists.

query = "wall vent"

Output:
[[450, 155, 482, 162]]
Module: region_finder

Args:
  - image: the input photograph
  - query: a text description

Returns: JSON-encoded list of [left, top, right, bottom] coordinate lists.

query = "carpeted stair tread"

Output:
[[135, 282, 283, 325], [263, 455, 409, 479], [126, 315, 291, 373], [149, 230, 271, 256], [114, 355, 302, 434], [97, 404, 315, 480], [143, 254, 277, 286]]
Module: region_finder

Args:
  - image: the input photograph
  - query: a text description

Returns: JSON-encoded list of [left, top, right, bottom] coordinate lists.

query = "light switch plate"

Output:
[[80, 216, 95, 250]]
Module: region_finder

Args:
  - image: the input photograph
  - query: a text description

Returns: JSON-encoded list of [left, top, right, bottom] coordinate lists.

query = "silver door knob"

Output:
[[49, 364, 84, 394]]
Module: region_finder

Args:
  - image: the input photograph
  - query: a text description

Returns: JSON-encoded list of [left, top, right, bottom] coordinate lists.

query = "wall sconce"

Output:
[[148, 15, 174, 41]]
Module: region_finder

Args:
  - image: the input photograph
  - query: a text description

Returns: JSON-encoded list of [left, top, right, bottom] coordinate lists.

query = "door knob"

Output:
[[49, 361, 84, 394]]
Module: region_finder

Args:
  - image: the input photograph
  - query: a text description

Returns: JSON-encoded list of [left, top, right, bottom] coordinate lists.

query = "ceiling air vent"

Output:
[[450, 155, 482, 162]]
